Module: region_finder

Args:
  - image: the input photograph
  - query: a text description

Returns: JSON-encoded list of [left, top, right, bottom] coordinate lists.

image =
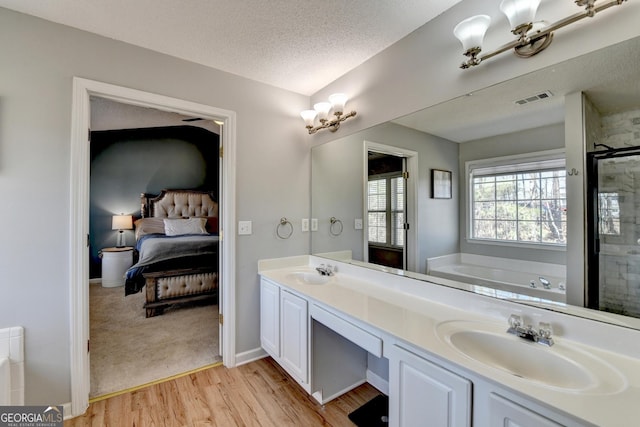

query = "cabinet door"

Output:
[[260, 278, 280, 358], [280, 290, 308, 384], [390, 345, 471, 427], [489, 393, 563, 427]]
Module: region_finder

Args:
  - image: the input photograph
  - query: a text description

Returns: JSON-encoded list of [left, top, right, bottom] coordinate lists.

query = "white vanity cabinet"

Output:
[[258, 258, 638, 427], [389, 344, 472, 427], [280, 289, 308, 384], [260, 277, 308, 387], [487, 393, 563, 427], [260, 278, 280, 358]]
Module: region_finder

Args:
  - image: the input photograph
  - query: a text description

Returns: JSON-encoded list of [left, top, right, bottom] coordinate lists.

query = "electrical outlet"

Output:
[[238, 220, 252, 235], [311, 218, 318, 232], [302, 218, 310, 232], [354, 218, 363, 230]]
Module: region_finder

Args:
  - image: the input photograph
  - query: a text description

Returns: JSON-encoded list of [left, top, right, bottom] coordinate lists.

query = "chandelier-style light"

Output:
[[301, 93, 357, 134], [453, 0, 627, 69]]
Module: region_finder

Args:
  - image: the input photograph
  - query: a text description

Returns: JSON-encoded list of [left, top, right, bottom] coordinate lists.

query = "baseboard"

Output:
[[62, 402, 74, 420], [366, 369, 389, 395], [89, 278, 101, 285], [235, 347, 268, 366]]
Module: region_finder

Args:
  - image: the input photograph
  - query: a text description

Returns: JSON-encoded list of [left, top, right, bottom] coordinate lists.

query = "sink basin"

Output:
[[286, 271, 332, 285], [436, 320, 626, 394]]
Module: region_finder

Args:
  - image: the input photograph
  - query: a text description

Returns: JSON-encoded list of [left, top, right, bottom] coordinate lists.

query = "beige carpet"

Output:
[[89, 282, 221, 398]]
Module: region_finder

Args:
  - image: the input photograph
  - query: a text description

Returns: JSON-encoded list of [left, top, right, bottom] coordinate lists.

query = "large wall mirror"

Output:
[[311, 36, 640, 330]]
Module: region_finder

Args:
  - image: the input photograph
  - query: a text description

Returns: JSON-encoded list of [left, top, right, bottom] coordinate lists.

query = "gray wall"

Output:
[[0, 7, 309, 405], [458, 123, 566, 264], [312, 122, 459, 273]]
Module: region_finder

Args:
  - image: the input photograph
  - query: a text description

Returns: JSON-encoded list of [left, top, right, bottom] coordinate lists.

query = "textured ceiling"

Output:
[[0, 0, 463, 95]]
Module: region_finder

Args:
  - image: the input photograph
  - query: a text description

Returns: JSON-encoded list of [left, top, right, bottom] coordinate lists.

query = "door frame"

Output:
[[363, 141, 418, 272], [69, 77, 237, 416]]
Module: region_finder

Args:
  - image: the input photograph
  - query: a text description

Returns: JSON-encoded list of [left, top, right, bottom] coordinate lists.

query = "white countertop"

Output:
[[259, 256, 640, 427]]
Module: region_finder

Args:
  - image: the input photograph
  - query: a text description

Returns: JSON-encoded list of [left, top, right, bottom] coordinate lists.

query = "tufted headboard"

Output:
[[140, 190, 218, 218]]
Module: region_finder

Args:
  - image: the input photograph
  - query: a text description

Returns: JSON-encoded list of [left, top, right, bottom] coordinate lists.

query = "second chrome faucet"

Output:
[[507, 314, 554, 347]]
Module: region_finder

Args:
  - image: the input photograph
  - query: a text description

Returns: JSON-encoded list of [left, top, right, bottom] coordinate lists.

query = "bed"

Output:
[[125, 189, 219, 317]]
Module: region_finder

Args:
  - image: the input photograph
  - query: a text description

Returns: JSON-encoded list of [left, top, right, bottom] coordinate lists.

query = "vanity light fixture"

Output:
[[453, 0, 627, 69], [300, 93, 357, 134]]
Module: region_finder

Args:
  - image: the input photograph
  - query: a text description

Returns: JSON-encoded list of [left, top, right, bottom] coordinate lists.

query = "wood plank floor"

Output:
[[65, 357, 382, 427]]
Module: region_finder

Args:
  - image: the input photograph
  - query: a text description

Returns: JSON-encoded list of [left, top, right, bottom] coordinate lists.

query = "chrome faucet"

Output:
[[507, 314, 554, 346], [539, 276, 551, 289], [315, 264, 335, 276]]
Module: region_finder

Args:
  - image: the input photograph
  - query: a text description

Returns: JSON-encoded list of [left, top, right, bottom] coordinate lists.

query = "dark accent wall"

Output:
[[89, 125, 219, 278]]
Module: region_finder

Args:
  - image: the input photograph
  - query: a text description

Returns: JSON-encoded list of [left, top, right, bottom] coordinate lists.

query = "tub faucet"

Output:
[[539, 276, 551, 289], [316, 264, 335, 276]]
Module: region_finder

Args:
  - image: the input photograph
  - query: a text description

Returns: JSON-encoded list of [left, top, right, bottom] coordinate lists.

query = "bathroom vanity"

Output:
[[259, 255, 640, 427]]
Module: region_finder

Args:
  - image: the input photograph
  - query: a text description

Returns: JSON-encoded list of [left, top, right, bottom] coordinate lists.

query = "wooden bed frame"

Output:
[[139, 190, 219, 317]]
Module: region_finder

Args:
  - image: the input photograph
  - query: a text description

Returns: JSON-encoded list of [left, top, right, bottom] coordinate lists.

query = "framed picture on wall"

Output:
[[431, 169, 452, 199]]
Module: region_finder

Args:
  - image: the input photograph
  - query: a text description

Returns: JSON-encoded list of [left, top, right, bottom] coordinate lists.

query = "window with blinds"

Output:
[[368, 175, 405, 247], [468, 151, 567, 246]]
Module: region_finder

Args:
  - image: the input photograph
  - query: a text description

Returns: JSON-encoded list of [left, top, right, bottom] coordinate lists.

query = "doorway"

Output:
[[88, 99, 222, 397], [363, 141, 418, 272], [69, 78, 237, 417], [367, 152, 407, 269]]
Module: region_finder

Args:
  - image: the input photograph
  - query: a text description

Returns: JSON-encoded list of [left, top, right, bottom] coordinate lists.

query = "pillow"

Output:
[[163, 217, 208, 236], [191, 216, 219, 233], [134, 217, 165, 240]]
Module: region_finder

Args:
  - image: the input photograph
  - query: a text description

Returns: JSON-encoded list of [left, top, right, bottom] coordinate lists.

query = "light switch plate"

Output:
[[302, 218, 310, 232], [238, 220, 252, 235], [354, 218, 363, 230], [311, 218, 318, 232]]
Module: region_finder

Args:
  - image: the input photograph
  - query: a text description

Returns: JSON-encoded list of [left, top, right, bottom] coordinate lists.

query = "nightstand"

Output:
[[100, 247, 134, 287]]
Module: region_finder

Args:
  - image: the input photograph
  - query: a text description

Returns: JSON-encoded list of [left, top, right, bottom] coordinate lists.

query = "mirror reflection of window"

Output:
[[367, 176, 405, 247], [468, 152, 567, 246], [598, 192, 620, 235], [368, 178, 387, 244]]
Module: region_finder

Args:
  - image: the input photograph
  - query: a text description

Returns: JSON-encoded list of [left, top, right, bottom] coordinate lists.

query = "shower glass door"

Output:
[[587, 148, 640, 319]]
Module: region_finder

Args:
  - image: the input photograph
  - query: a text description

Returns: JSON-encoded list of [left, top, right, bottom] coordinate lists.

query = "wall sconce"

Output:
[[301, 93, 357, 134], [454, 0, 627, 69], [112, 214, 133, 247]]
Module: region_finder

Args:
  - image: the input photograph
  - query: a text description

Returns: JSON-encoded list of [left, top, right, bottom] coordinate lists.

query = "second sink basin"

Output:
[[436, 320, 626, 394], [286, 271, 332, 285]]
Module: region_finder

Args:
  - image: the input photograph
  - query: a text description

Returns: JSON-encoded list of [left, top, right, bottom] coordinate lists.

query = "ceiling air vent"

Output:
[[514, 91, 554, 106]]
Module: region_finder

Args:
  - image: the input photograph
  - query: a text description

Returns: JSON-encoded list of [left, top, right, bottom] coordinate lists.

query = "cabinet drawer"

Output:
[[310, 304, 382, 357]]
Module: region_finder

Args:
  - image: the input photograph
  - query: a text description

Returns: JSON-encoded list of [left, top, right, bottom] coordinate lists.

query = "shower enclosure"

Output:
[[587, 146, 640, 318]]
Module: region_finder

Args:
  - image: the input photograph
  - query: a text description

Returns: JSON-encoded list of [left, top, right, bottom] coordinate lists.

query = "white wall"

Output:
[[0, 8, 309, 405]]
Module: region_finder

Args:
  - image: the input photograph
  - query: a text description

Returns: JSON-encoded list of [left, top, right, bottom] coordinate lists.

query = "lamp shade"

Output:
[[328, 93, 348, 115], [313, 102, 332, 121], [453, 15, 491, 52], [112, 214, 133, 230], [500, 0, 540, 30], [300, 109, 317, 127]]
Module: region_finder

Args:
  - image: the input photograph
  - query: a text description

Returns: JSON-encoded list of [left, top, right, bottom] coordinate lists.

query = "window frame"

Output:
[[465, 149, 567, 250]]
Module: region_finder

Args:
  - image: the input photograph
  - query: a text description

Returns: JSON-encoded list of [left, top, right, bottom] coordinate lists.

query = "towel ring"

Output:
[[329, 217, 343, 236], [276, 217, 293, 239]]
